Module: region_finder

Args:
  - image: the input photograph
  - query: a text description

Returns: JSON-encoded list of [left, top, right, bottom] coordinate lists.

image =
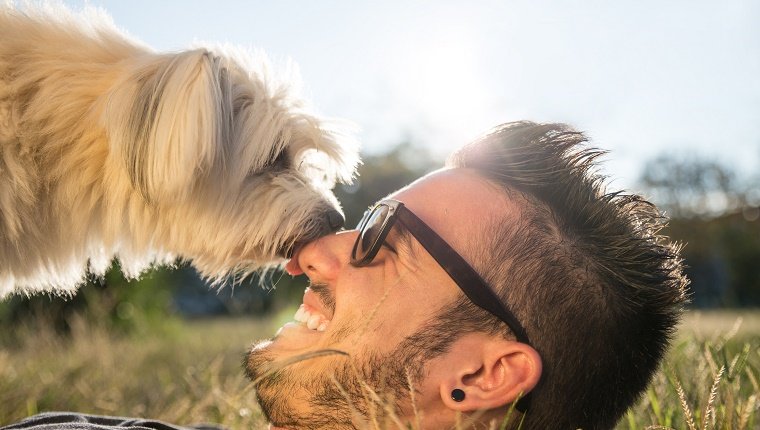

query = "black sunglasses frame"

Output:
[[350, 199, 530, 345]]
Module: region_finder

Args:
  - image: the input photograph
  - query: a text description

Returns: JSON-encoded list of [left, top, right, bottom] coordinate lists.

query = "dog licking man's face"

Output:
[[99, 47, 360, 277], [0, 5, 359, 296]]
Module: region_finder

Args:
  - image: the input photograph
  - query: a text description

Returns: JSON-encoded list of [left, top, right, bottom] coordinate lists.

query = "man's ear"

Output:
[[435, 333, 541, 412], [103, 49, 231, 204]]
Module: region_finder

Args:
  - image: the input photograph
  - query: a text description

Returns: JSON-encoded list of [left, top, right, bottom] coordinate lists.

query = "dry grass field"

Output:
[[1, 309, 758, 429]]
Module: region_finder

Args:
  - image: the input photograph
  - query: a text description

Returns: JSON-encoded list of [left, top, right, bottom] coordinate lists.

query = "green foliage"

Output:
[[0, 262, 180, 343]]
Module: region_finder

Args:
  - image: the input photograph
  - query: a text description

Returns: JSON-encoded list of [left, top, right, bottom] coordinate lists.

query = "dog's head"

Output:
[[102, 47, 359, 278]]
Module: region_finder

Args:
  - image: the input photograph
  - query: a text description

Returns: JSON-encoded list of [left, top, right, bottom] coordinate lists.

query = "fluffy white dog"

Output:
[[0, 4, 359, 298]]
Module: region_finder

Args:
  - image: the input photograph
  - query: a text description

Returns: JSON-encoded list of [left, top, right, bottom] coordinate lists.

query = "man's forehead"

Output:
[[388, 168, 513, 255]]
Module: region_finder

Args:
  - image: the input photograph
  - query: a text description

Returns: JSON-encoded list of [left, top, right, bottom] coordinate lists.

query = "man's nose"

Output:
[[293, 230, 356, 281]]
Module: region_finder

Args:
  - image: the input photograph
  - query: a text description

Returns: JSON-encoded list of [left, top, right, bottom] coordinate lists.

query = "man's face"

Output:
[[244, 168, 512, 429]]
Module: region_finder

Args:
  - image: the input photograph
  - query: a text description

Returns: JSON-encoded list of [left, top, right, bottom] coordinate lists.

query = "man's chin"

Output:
[[243, 321, 372, 430], [243, 340, 270, 382], [243, 335, 320, 397], [244, 338, 360, 430], [243, 342, 284, 426]]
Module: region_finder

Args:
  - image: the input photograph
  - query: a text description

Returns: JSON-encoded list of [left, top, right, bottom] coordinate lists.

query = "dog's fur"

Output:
[[0, 4, 359, 298]]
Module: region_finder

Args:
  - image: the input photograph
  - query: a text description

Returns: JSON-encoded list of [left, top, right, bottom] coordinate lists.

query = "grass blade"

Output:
[[702, 365, 724, 430], [674, 377, 697, 430]]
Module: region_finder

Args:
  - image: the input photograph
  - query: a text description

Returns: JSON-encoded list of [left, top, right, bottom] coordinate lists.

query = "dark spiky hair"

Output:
[[442, 121, 690, 429]]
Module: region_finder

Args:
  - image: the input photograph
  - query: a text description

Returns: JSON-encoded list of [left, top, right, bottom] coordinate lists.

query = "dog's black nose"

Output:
[[327, 209, 345, 231]]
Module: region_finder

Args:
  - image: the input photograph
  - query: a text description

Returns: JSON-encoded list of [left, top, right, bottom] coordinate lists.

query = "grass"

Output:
[[0, 313, 281, 428], [623, 311, 760, 430], [1, 309, 758, 429]]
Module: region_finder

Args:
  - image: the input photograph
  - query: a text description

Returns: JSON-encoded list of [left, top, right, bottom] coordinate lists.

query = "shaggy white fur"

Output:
[[0, 3, 359, 298]]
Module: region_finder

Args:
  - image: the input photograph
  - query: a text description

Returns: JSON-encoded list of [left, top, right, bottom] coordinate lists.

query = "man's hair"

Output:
[[402, 121, 689, 429]]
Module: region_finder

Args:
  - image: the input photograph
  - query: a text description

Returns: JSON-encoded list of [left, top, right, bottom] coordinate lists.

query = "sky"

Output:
[[62, 0, 759, 190]]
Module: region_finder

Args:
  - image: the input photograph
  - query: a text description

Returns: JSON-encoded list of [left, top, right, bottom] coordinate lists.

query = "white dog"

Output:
[[0, 4, 359, 298]]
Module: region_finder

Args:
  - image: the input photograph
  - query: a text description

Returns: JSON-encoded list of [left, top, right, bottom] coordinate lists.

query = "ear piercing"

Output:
[[451, 388, 465, 402]]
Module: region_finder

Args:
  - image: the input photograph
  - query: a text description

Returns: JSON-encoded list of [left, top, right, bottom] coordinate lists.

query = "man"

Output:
[[3, 121, 688, 429], [244, 121, 689, 429]]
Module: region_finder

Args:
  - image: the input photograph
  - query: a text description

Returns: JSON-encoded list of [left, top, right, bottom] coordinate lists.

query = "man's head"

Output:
[[244, 121, 689, 429]]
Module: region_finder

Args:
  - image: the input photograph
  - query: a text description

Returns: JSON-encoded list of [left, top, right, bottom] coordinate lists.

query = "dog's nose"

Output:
[[326, 209, 345, 231]]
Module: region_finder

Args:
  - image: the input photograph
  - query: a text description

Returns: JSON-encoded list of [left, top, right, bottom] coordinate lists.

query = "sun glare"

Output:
[[388, 24, 491, 151]]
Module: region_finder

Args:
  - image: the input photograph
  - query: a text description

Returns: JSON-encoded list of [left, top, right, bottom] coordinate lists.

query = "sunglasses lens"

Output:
[[355, 205, 390, 261]]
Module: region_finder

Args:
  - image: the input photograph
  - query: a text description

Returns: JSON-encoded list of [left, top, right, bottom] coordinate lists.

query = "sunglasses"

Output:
[[350, 199, 530, 345]]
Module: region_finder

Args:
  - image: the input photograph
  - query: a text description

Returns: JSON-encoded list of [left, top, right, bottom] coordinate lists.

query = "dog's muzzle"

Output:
[[283, 209, 345, 259], [326, 208, 345, 231]]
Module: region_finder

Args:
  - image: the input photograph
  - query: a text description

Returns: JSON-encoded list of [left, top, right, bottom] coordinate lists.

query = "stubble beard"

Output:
[[243, 337, 424, 429], [242, 282, 455, 429]]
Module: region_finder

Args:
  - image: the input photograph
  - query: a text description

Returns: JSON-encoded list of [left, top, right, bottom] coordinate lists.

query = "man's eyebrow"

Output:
[[390, 222, 419, 261]]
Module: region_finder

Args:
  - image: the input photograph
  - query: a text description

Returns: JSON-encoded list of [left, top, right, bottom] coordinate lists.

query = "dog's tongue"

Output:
[[284, 248, 304, 275], [285, 258, 302, 276]]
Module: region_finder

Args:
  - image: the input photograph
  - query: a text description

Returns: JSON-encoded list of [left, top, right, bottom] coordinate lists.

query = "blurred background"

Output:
[[1, 1, 758, 428], [3, 0, 756, 328]]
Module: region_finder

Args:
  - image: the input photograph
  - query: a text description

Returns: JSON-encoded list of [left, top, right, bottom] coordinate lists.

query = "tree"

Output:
[[639, 152, 760, 307], [639, 154, 747, 219]]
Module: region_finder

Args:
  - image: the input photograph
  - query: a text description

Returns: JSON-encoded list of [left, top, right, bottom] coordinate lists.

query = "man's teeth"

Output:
[[307, 315, 320, 330], [293, 304, 330, 332]]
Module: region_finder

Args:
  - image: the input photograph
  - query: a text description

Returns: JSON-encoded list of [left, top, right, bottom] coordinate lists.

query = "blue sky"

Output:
[[64, 0, 759, 190]]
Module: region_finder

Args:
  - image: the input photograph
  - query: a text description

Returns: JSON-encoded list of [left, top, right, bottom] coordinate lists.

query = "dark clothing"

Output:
[[1, 413, 225, 430]]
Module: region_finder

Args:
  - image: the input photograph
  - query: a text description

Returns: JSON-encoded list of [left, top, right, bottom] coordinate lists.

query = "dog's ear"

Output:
[[103, 49, 231, 203]]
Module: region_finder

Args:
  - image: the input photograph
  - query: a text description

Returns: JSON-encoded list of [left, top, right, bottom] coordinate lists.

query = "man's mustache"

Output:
[[308, 282, 336, 316]]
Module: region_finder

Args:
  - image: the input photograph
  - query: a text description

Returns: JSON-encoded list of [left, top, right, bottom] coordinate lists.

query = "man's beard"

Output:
[[244, 338, 421, 430], [242, 281, 464, 429]]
